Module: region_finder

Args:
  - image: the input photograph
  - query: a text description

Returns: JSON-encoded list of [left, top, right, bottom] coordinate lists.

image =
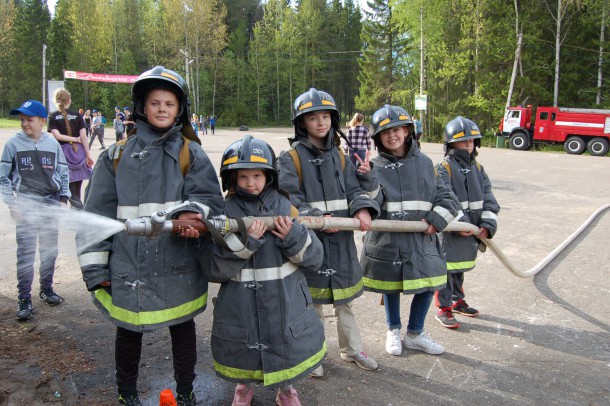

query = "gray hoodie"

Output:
[[0, 130, 70, 204]]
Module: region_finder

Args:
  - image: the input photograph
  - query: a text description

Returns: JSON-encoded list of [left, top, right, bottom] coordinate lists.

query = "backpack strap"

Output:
[[287, 146, 345, 187], [113, 136, 191, 176], [440, 159, 452, 179]]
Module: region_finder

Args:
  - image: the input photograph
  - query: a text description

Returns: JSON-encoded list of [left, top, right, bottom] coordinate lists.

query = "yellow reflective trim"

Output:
[[223, 156, 238, 165], [398, 115, 409, 120], [94, 289, 207, 325], [321, 100, 335, 106], [299, 101, 313, 111], [214, 341, 327, 386], [471, 130, 480, 135], [250, 155, 268, 163], [452, 131, 465, 139], [308, 279, 364, 301], [447, 260, 476, 271], [379, 118, 391, 127], [161, 72, 178, 81], [264, 341, 326, 385], [363, 275, 446, 291]]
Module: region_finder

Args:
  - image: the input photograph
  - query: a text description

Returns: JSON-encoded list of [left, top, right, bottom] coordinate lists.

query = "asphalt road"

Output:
[[0, 127, 608, 405]]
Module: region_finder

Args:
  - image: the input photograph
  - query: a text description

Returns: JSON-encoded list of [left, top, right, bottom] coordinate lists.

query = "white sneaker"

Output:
[[403, 332, 445, 355], [386, 329, 402, 356], [309, 364, 324, 378]]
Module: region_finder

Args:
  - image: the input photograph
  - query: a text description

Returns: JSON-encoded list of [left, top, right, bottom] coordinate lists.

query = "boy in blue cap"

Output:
[[0, 100, 70, 320]]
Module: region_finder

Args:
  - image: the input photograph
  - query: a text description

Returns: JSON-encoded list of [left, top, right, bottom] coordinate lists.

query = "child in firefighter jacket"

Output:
[[359, 105, 460, 357], [434, 116, 500, 329], [211, 135, 326, 406], [77, 67, 223, 406], [277, 88, 380, 375]]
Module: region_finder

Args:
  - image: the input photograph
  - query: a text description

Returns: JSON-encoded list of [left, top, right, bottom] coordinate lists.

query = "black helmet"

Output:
[[131, 66, 199, 143], [443, 116, 482, 153], [292, 88, 339, 123], [370, 104, 414, 147], [220, 135, 277, 191]]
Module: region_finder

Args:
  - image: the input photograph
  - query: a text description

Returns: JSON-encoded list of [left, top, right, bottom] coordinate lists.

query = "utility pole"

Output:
[[42, 44, 47, 107], [419, 4, 426, 136], [180, 49, 190, 90]]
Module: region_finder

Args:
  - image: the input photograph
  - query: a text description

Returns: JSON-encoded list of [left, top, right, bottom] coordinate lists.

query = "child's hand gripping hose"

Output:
[[124, 201, 610, 278]]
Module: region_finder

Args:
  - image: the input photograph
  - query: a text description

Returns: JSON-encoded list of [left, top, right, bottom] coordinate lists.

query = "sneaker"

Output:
[[276, 387, 301, 406], [309, 364, 323, 378], [340, 351, 378, 371], [232, 384, 253, 406], [177, 391, 197, 406], [435, 307, 460, 329], [385, 329, 402, 356], [452, 300, 479, 317], [39, 288, 63, 306], [118, 394, 142, 405], [403, 332, 445, 355], [16, 298, 32, 320]]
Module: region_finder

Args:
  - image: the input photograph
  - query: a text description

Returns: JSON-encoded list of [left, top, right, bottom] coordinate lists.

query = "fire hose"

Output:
[[123, 201, 610, 279]]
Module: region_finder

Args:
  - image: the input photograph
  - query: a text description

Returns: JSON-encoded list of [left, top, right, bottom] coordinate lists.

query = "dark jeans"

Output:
[[115, 319, 197, 396], [89, 128, 105, 148], [436, 272, 466, 308], [16, 199, 59, 299], [348, 148, 367, 167], [384, 291, 434, 335]]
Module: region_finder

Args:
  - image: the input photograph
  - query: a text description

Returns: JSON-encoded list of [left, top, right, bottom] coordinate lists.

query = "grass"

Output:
[[0, 118, 20, 128]]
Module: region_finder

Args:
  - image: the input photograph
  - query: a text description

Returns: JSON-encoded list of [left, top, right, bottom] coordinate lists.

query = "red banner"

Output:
[[64, 70, 139, 84]]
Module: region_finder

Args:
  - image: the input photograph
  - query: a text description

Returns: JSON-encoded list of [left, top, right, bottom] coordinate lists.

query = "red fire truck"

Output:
[[499, 105, 610, 156]]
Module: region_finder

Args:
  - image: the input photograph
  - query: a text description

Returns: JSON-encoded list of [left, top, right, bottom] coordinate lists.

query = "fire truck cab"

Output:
[[500, 105, 610, 156]]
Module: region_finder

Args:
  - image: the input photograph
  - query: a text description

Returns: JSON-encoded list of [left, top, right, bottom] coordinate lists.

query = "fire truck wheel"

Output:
[[564, 136, 586, 155], [586, 137, 609, 156], [509, 132, 529, 150]]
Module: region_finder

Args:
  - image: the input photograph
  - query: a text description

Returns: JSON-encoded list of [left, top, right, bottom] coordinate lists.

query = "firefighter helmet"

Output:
[[220, 135, 277, 191], [131, 66, 199, 143], [292, 88, 339, 123], [370, 104, 414, 147], [443, 116, 482, 149]]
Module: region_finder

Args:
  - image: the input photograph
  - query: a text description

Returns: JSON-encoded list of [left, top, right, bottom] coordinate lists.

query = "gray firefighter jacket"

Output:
[[210, 188, 326, 388], [437, 149, 500, 273], [277, 132, 380, 305], [360, 142, 460, 294], [77, 121, 223, 332]]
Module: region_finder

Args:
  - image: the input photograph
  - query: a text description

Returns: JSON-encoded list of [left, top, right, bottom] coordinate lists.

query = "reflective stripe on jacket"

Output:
[[277, 134, 380, 304], [211, 189, 326, 387], [437, 151, 500, 273], [77, 121, 223, 332], [361, 142, 459, 294]]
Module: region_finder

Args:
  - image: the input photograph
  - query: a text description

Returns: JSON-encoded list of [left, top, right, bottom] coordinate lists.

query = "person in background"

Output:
[[413, 114, 423, 142], [209, 115, 216, 135], [345, 112, 371, 167], [0, 100, 70, 320], [359, 104, 459, 357], [434, 116, 500, 329], [123, 106, 135, 136], [114, 113, 125, 142], [48, 89, 94, 209], [84, 109, 92, 138], [89, 110, 106, 149]]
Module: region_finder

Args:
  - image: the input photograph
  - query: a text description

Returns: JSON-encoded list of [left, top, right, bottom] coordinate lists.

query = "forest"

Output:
[[0, 0, 608, 138]]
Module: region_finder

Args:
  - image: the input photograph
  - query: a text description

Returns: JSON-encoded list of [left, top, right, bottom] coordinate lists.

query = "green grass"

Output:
[[0, 118, 20, 128]]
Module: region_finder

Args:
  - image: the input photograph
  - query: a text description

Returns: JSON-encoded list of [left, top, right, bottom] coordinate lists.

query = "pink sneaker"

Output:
[[275, 388, 302, 406], [232, 384, 253, 406]]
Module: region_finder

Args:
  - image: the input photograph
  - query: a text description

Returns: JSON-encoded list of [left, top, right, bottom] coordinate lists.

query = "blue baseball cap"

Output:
[[10, 100, 47, 118], [123, 106, 131, 111], [115, 105, 121, 109], [93, 109, 98, 113]]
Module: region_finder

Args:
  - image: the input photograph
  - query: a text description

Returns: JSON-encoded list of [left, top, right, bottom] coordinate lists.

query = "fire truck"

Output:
[[499, 105, 610, 156]]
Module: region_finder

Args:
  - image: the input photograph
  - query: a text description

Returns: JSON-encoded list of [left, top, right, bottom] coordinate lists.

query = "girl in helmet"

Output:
[[359, 104, 459, 357], [434, 116, 500, 329], [277, 88, 380, 376], [211, 135, 325, 406], [77, 66, 224, 406]]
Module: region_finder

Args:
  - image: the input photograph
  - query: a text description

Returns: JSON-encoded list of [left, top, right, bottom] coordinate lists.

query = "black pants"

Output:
[[115, 319, 197, 396], [69, 181, 84, 209]]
